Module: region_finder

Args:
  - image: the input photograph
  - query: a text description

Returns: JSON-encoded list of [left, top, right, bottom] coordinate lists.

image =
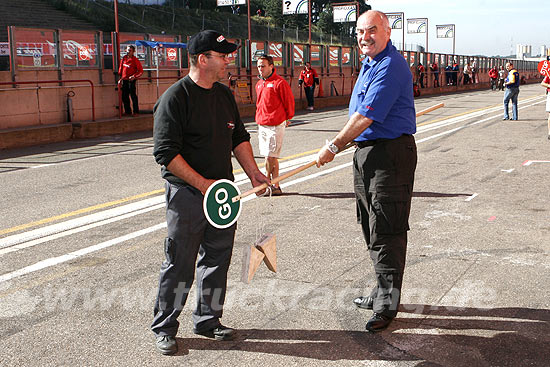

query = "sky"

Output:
[[365, 0, 549, 57]]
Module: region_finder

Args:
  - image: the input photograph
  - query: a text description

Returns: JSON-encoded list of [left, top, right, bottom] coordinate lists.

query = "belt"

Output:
[[355, 134, 411, 148]]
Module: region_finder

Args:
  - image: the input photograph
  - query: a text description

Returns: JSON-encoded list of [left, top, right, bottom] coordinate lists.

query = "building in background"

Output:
[[516, 44, 532, 59]]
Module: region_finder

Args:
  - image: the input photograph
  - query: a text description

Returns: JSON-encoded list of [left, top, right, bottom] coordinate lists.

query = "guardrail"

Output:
[[0, 79, 95, 121]]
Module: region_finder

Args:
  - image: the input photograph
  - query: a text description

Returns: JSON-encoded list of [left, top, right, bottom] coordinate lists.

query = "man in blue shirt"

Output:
[[317, 10, 417, 332]]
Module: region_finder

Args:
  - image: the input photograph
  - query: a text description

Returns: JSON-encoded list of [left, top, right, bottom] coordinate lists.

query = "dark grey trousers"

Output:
[[304, 85, 315, 107], [121, 79, 139, 114], [151, 182, 236, 337], [353, 134, 417, 318]]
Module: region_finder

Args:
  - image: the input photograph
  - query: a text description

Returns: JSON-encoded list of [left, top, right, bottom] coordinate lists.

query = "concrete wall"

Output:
[[0, 66, 355, 129], [1, 65, 544, 131]]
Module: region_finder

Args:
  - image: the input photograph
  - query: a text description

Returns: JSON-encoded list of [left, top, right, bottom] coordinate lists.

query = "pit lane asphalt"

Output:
[[0, 84, 549, 366]]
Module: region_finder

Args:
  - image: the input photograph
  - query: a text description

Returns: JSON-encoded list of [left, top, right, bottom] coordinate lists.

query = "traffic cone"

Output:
[[317, 79, 324, 97]]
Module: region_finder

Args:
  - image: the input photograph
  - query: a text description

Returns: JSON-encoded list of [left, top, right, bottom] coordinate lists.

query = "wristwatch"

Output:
[[327, 141, 339, 154]]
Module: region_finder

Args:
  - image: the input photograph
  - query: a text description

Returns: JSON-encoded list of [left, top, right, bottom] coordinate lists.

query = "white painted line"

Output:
[[0, 203, 165, 256], [393, 329, 515, 337], [416, 95, 543, 135], [0, 159, 354, 282], [3, 152, 348, 254], [0, 223, 167, 283], [417, 99, 546, 144], [465, 193, 478, 202], [0, 196, 164, 249], [523, 160, 550, 166], [501, 169, 515, 173]]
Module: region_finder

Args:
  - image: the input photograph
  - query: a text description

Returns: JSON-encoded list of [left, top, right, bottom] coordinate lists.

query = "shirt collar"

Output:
[[260, 69, 276, 81]]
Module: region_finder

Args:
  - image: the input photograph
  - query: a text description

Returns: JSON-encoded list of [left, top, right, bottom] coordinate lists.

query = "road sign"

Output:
[[33, 50, 41, 67], [203, 179, 241, 229], [78, 46, 91, 61], [538, 60, 550, 78], [166, 48, 177, 61]]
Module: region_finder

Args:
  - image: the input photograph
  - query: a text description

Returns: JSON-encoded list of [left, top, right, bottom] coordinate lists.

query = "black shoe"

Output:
[[502, 117, 509, 120], [193, 324, 235, 341], [270, 186, 283, 196], [155, 335, 177, 355], [365, 313, 393, 332], [353, 296, 373, 310]]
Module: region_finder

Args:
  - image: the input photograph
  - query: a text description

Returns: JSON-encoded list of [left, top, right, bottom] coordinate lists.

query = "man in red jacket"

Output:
[[118, 45, 143, 116], [298, 62, 319, 110], [255, 55, 295, 195], [488, 66, 498, 91]]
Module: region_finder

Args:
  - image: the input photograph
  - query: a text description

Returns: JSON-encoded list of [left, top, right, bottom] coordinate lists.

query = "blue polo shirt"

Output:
[[350, 41, 416, 141]]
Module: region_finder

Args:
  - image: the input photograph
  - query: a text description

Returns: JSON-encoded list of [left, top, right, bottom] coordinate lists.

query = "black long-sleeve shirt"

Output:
[[153, 75, 250, 185]]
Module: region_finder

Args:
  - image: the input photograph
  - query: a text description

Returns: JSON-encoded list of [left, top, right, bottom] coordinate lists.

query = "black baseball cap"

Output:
[[187, 30, 238, 55]]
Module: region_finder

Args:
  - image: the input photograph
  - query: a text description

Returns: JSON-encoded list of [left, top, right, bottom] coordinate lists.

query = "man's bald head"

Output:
[[356, 10, 391, 60]]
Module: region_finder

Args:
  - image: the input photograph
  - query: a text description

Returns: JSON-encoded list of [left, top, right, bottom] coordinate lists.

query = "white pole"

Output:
[[156, 48, 159, 99]]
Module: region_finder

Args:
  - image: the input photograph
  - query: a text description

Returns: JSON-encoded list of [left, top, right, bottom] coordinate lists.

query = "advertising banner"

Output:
[[217, 0, 245, 6], [386, 13, 403, 29], [407, 18, 427, 34], [333, 5, 356, 23], [436, 24, 454, 38], [283, 0, 308, 15]]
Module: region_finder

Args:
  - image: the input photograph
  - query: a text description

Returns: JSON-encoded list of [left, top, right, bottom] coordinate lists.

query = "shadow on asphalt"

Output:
[[0, 130, 153, 160], [275, 192, 472, 199], [173, 304, 548, 364], [412, 191, 472, 198]]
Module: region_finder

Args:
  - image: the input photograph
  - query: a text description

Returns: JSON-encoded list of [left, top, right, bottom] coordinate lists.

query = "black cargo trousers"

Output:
[[353, 134, 417, 318], [151, 182, 237, 337]]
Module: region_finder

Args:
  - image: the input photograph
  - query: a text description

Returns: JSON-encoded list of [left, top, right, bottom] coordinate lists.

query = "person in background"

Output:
[[503, 61, 520, 121], [471, 60, 477, 83], [417, 63, 425, 88], [445, 63, 453, 85], [118, 45, 143, 116], [255, 55, 295, 196], [488, 65, 498, 91], [298, 62, 320, 111], [541, 68, 550, 140], [463, 62, 471, 85], [452, 60, 459, 86], [430, 61, 440, 88]]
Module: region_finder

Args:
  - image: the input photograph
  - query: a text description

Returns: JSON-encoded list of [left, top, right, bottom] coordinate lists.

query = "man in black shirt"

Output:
[[151, 30, 269, 355]]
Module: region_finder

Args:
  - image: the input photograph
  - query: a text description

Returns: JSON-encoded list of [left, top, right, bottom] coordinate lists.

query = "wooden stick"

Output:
[[232, 142, 356, 203], [416, 102, 444, 117]]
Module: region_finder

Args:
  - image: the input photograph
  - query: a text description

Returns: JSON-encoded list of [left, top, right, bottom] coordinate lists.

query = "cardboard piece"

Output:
[[241, 244, 265, 283], [256, 233, 277, 273], [241, 233, 278, 283]]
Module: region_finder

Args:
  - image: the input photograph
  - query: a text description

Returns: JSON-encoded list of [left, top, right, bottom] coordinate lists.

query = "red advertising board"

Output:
[[166, 48, 177, 61], [538, 60, 550, 77], [78, 46, 91, 61]]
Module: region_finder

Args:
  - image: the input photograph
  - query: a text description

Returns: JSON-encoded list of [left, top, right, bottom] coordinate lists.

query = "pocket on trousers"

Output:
[[371, 185, 411, 234], [164, 237, 176, 265]]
